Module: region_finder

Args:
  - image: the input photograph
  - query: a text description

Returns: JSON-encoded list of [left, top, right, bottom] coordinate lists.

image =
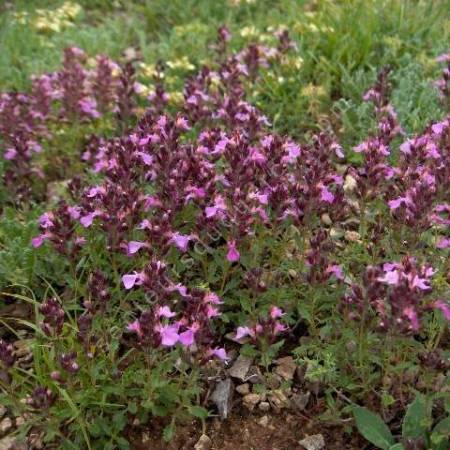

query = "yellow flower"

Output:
[[301, 83, 327, 98], [240, 26, 259, 38], [166, 56, 195, 71], [168, 91, 184, 105]]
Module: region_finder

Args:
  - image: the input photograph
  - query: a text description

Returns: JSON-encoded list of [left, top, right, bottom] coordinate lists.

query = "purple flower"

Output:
[[319, 185, 335, 203], [169, 232, 192, 252], [80, 211, 101, 228], [127, 320, 142, 337], [377, 270, 399, 285], [434, 300, 450, 320], [226, 240, 240, 262], [269, 306, 284, 319], [179, 329, 195, 347], [122, 272, 145, 290], [158, 324, 180, 347], [210, 347, 228, 360], [127, 241, 147, 255], [326, 264, 344, 280], [235, 326, 251, 340], [437, 237, 450, 249], [32, 234, 47, 248], [156, 306, 176, 318]]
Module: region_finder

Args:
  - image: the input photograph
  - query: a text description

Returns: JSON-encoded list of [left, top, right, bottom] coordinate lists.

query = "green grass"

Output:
[[1, 0, 448, 138]]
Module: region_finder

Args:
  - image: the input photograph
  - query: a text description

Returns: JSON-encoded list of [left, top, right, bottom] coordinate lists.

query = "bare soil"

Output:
[[130, 410, 373, 450]]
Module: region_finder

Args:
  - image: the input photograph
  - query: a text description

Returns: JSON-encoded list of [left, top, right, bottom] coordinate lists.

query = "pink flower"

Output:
[[179, 329, 195, 347], [281, 142, 301, 163], [204, 292, 222, 304], [437, 237, 450, 249], [39, 213, 54, 228], [80, 211, 101, 228], [122, 272, 145, 290], [205, 195, 227, 219], [136, 152, 153, 166], [206, 305, 221, 318], [167, 283, 189, 297], [331, 142, 344, 158], [273, 322, 287, 335], [319, 185, 335, 203], [434, 300, 450, 321], [127, 241, 147, 255], [157, 306, 176, 318], [270, 306, 284, 319], [158, 324, 180, 347], [377, 270, 399, 285], [79, 98, 100, 119], [210, 348, 228, 360], [235, 326, 252, 340], [326, 264, 344, 280], [410, 275, 430, 291], [388, 197, 407, 210], [32, 234, 47, 248], [169, 232, 192, 252], [403, 307, 419, 331], [4, 148, 17, 160], [127, 320, 142, 337], [226, 240, 240, 262]]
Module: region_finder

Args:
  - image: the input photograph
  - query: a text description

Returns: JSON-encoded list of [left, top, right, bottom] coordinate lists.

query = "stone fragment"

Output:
[[246, 365, 264, 384], [291, 392, 310, 412], [211, 378, 233, 420], [274, 356, 296, 381], [0, 418, 12, 435], [236, 383, 250, 395], [0, 436, 15, 450], [228, 355, 252, 381], [268, 389, 289, 412], [194, 434, 212, 450], [258, 401, 270, 412], [299, 434, 325, 450], [242, 393, 261, 411], [257, 415, 269, 428], [344, 230, 361, 242]]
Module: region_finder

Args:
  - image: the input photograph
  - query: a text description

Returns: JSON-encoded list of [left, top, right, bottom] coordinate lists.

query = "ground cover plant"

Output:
[[0, 1, 449, 449]]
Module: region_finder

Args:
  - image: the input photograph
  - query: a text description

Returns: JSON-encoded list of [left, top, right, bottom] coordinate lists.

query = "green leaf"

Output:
[[188, 405, 209, 419], [163, 422, 175, 442], [353, 406, 395, 450], [389, 445, 405, 450], [127, 402, 138, 414], [402, 395, 431, 439], [431, 416, 450, 450]]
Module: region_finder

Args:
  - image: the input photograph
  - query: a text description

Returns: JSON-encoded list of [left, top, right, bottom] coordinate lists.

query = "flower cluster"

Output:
[[342, 256, 447, 333], [0, 47, 135, 202]]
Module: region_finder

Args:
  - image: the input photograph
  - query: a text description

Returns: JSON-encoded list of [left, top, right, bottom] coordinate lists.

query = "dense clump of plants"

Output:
[[0, 22, 449, 450]]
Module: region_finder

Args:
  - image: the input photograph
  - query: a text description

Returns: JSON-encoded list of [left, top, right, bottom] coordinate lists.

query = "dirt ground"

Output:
[[130, 410, 374, 450]]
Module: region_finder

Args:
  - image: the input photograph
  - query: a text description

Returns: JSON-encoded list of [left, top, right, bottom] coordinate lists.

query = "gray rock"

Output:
[[194, 434, 212, 450], [236, 383, 250, 395], [299, 434, 325, 450], [246, 365, 264, 384], [0, 436, 15, 450], [258, 401, 270, 412], [211, 378, 233, 420], [228, 355, 252, 381], [274, 356, 296, 381], [291, 392, 310, 411], [242, 393, 261, 411]]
